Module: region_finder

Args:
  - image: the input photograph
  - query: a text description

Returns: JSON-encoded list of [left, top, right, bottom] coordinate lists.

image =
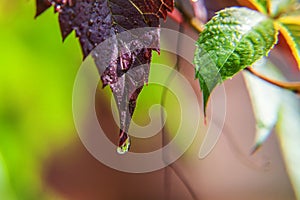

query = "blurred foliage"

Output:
[[277, 89, 300, 199], [243, 58, 283, 152], [243, 58, 300, 199], [0, 0, 81, 199]]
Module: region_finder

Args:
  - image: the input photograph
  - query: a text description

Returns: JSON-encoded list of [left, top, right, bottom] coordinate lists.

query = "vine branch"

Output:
[[161, 23, 199, 200], [246, 67, 300, 94], [162, 2, 200, 199], [168, 2, 204, 33]]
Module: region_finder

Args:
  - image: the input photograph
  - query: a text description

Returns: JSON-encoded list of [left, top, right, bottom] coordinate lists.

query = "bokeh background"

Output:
[[0, 0, 298, 199]]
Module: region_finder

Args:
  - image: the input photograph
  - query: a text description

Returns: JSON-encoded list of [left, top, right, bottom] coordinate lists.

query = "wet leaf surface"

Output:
[[194, 7, 277, 115], [35, 0, 174, 153]]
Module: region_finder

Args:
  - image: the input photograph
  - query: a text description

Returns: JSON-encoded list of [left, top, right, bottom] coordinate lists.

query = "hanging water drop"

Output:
[[117, 136, 130, 154]]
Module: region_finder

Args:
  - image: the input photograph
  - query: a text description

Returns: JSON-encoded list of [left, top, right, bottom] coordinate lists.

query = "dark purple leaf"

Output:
[[35, 0, 174, 153]]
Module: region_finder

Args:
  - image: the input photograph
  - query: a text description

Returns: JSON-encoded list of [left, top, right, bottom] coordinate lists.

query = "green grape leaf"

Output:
[[243, 58, 283, 153], [277, 12, 300, 69], [194, 7, 278, 114]]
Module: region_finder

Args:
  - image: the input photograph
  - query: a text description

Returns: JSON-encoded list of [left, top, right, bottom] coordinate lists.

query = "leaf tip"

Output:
[[250, 143, 262, 155], [35, 0, 52, 18], [277, 22, 300, 70], [203, 116, 207, 125], [117, 136, 130, 155]]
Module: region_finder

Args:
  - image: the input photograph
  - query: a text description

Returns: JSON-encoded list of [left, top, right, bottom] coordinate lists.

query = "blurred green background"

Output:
[[0, 1, 82, 199]]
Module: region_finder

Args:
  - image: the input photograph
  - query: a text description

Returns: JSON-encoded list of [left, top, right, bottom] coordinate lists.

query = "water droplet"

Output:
[[88, 19, 94, 26], [55, 5, 61, 12], [117, 137, 130, 154]]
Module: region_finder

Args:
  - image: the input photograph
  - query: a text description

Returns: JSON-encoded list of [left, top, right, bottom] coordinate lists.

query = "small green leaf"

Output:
[[243, 58, 283, 152], [243, 57, 300, 197], [194, 7, 278, 114], [277, 13, 300, 68]]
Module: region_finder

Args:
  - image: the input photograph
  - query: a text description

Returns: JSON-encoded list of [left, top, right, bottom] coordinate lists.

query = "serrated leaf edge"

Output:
[[195, 8, 279, 114], [276, 21, 300, 69]]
